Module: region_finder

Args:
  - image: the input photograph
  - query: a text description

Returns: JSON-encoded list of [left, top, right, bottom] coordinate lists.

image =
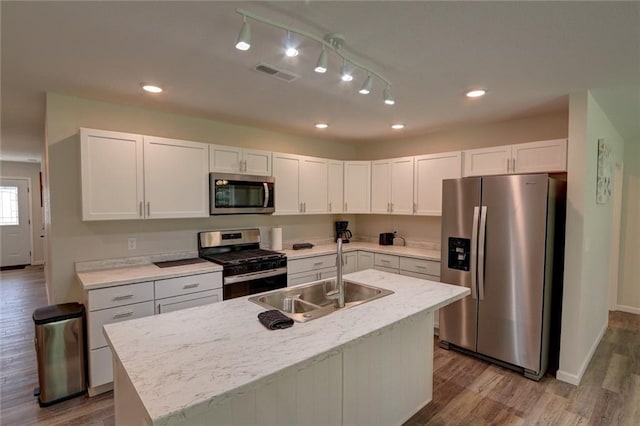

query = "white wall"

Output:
[[617, 138, 640, 312], [0, 160, 45, 264], [557, 91, 625, 385], [44, 93, 358, 304]]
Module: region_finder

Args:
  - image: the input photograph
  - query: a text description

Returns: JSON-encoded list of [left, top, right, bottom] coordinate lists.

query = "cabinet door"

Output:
[[272, 153, 301, 215], [288, 270, 321, 287], [80, 128, 144, 221], [390, 157, 414, 215], [243, 148, 272, 176], [144, 136, 209, 218], [344, 161, 371, 213], [512, 139, 567, 173], [209, 144, 242, 173], [371, 160, 391, 214], [343, 252, 358, 274], [300, 156, 328, 214], [156, 289, 222, 314], [327, 160, 344, 213], [463, 145, 511, 177], [357, 251, 374, 271], [414, 152, 462, 216]]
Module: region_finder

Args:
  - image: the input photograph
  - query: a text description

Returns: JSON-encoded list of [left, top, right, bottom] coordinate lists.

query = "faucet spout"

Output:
[[335, 238, 345, 308]]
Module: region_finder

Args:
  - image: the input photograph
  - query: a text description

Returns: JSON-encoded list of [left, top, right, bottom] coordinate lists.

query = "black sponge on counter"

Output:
[[258, 310, 294, 330]]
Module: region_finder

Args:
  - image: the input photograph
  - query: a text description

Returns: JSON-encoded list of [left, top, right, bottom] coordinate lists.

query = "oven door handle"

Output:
[[224, 267, 287, 285]]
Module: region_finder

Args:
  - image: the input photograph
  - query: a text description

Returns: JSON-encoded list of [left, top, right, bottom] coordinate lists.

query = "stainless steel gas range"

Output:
[[198, 229, 287, 300]]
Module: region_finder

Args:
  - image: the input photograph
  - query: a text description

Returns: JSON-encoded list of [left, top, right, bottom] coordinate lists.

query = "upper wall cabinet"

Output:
[[272, 153, 328, 215], [463, 139, 567, 177], [344, 161, 371, 213], [81, 128, 144, 221], [209, 145, 272, 176], [327, 160, 344, 214], [414, 152, 462, 216], [80, 128, 209, 221], [143, 136, 209, 219], [371, 157, 414, 215]]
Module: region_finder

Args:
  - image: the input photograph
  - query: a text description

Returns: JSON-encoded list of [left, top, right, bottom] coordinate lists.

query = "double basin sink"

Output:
[[249, 279, 394, 322]]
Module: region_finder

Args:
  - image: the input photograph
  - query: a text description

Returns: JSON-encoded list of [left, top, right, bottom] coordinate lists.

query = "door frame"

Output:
[[609, 162, 624, 311], [0, 176, 33, 266]]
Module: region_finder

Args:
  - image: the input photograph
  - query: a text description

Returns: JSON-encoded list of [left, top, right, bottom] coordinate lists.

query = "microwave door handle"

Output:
[[263, 182, 269, 208]]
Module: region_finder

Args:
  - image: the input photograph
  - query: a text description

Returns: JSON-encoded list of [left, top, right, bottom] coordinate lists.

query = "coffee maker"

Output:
[[335, 221, 352, 243]]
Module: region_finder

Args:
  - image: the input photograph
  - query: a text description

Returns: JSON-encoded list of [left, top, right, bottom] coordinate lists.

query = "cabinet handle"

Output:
[[183, 283, 200, 289], [344, 202, 347, 212], [381, 259, 391, 263], [313, 262, 324, 266], [113, 294, 134, 301], [304, 202, 306, 212], [507, 158, 510, 172], [390, 202, 394, 212], [147, 202, 151, 217], [512, 158, 516, 171], [415, 265, 427, 269], [139, 202, 143, 217], [113, 310, 134, 319], [328, 202, 332, 212], [300, 203, 303, 213], [413, 203, 417, 213], [243, 160, 247, 172]]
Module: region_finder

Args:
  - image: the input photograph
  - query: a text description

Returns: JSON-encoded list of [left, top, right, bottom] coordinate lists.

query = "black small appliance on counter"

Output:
[[335, 221, 352, 243], [379, 233, 395, 245]]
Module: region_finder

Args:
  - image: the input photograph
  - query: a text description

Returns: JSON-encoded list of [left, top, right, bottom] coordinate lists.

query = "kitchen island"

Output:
[[103, 269, 469, 426]]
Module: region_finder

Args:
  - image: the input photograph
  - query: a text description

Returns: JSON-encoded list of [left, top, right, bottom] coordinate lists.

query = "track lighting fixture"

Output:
[[235, 16, 251, 51], [234, 8, 394, 105], [314, 48, 328, 73], [359, 75, 372, 94]]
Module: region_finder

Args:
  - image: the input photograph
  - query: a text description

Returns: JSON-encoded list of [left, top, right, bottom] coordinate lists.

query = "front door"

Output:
[[1, 178, 31, 267]]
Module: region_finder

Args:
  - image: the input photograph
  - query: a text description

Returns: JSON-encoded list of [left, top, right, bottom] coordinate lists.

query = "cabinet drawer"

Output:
[[399, 269, 440, 282], [88, 301, 154, 350], [287, 254, 336, 274], [374, 253, 399, 269], [399, 257, 440, 276], [154, 272, 222, 300], [88, 281, 153, 311], [89, 346, 113, 389], [288, 266, 335, 287], [375, 265, 399, 274], [156, 289, 222, 314]]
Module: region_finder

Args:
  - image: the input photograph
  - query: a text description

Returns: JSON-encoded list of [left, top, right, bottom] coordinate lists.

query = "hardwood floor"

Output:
[[1, 267, 638, 425]]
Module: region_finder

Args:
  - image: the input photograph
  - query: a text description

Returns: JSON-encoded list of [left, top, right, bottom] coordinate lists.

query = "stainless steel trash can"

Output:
[[33, 302, 87, 406]]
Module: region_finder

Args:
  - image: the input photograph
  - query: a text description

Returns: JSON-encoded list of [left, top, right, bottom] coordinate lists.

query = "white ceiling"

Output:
[[2, 1, 639, 162]]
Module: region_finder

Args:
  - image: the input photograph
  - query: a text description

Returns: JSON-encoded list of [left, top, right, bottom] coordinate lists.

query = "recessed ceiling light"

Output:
[[315, 123, 328, 129], [391, 124, 405, 130], [466, 89, 486, 98], [142, 84, 163, 94]]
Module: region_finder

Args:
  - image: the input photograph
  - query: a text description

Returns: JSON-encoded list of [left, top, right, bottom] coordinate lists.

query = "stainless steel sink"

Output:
[[249, 279, 394, 322]]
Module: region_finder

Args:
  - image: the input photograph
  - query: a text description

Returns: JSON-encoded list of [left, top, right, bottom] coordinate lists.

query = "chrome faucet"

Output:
[[335, 238, 345, 308]]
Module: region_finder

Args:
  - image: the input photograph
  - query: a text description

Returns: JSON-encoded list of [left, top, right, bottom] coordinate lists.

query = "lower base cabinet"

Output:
[[85, 271, 222, 395]]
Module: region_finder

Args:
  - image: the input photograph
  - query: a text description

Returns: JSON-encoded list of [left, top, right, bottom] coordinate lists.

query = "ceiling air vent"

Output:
[[254, 63, 299, 82]]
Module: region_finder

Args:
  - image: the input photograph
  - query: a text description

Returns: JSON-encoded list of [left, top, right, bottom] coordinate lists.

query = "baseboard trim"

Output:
[[31, 260, 44, 266], [555, 320, 608, 386], [614, 304, 640, 315]]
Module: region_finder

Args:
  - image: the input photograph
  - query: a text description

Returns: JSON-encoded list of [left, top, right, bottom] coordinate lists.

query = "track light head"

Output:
[[340, 61, 353, 82], [235, 18, 251, 51], [315, 48, 328, 73], [384, 86, 395, 105], [359, 75, 372, 95]]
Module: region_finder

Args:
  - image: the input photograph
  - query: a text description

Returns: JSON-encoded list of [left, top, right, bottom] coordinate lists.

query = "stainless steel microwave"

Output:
[[209, 173, 275, 215]]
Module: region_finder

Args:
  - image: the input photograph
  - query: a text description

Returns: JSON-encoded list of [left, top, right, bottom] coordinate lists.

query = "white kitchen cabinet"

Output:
[[371, 157, 414, 215], [287, 254, 337, 286], [80, 128, 144, 221], [357, 251, 374, 271], [343, 251, 358, 274], [209, 144, 272, 176], [272, 153, 328, 215], [414, 152, 462, 215], [344, 161, 371, 213], [80, 128, 209, 220], [327, 160, 344, 213], [143, 136, 209, 218], [463, 139, 567, 177], [374, 253, 400, 272]]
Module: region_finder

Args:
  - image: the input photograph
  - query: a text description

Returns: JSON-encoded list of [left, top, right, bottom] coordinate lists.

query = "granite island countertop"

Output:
[[103, 269, 469, 425]]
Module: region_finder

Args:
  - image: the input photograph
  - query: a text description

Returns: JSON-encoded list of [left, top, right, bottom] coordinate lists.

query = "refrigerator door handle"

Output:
[[470, 206, 480, 300], [478, 206, 487, 300]]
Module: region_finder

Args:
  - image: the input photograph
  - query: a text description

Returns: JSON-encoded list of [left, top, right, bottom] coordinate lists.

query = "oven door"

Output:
[[223, 268, 287, 300], [210, 173, 275, 215]]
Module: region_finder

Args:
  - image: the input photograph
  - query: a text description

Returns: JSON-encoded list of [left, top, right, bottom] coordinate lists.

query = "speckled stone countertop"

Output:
[[77, 261, 222, 291], [282, 241, 441, 261], [103, 269, 469, 426]]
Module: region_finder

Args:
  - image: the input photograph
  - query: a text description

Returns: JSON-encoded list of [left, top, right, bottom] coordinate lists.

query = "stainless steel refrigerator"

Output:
[[439, 173, 565, 380]]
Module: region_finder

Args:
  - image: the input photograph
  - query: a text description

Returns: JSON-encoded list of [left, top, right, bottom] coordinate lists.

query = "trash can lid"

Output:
[[33, 302, 85, 324]]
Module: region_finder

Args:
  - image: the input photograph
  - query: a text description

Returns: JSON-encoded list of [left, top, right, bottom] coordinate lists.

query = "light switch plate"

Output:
[[127, 238, 136, 250]]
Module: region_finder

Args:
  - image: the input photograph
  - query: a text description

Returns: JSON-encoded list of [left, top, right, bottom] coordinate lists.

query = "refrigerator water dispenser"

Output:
[[448, 237, 470, 271]]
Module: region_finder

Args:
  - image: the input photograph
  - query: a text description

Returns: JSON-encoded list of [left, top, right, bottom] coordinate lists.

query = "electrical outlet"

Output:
[[127, 238, 137, 250]]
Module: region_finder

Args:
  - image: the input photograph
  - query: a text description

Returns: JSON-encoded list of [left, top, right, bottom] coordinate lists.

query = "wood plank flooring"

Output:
[[1, 266, 638, 425]]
